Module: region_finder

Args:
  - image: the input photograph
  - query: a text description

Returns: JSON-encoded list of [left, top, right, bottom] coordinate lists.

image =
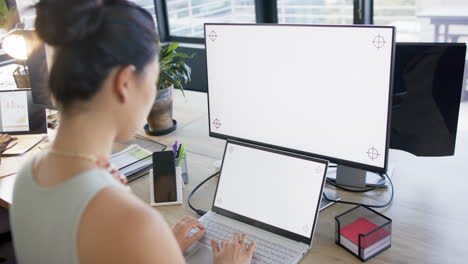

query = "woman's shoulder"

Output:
[[77, 186, 185, 264], [13, 153, 41, 192]]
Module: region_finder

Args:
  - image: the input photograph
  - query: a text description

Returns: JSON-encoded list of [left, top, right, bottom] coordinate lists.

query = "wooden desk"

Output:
[[2, 90, 468, 263], [134, 91, 468, 263]]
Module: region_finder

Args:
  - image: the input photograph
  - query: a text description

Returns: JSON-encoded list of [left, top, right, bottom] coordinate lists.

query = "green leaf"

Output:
[[172, 52, 191, 59], [181, 63, 192, 82], [160, 43, 180, 58], [157, 42, 195, 95], [166, 43, 180, 53]]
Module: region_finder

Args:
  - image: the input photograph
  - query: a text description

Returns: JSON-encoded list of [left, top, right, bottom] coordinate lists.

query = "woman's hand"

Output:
[[211, 232, 256, 264], [96, 156, 128, 185], [172, 216, 206, 251], [0, 134, 16, 154]]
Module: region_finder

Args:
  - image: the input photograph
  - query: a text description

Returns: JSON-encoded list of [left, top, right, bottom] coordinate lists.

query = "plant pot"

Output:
[[146, 85, 177, 136]]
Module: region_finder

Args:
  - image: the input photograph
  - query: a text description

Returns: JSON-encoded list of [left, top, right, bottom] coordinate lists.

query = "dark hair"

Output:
[[34, 0, 159, 109]]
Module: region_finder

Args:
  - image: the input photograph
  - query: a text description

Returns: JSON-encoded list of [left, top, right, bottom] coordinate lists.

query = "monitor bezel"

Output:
[[211, 140, 329, 245], [204, 23, 395, 174], [396, 42, 466, 47], [23, 30, 56, 109]]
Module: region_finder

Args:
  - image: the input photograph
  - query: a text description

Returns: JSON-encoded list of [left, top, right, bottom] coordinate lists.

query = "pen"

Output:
[[179, 144, 186, 159], [176, 143, 182, 158], [172, 141, 178, 154]]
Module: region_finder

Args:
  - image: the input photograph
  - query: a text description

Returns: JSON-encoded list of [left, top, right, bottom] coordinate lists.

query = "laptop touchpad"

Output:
[[186, 245, 214, 264]]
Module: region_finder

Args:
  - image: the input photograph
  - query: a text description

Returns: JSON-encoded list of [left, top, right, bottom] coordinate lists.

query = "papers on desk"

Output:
[[0, 64, 19, 90], [0, 158, 18, 178], [110, 144, 152, 177], [0, 151, 36, 178], [2, 134, 47, 156]]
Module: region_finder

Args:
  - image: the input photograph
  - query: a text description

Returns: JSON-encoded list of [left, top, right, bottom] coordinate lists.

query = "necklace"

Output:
[[48, 149, 98, 163], [47, 149, 129, 186]]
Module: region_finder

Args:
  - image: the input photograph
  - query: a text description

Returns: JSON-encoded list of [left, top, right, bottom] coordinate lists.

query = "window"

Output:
[[158, 0, 369, 42], [166, 0, 255, 38], [277, 0, 353, 25], [373, 0, 419, 42], [12, 1, 158, 29], [14, 0, 35, 29], [131, 0, 158, 23], [374, 0, 468, 43]]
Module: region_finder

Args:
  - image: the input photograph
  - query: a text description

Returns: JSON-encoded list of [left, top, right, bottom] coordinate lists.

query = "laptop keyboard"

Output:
[[190, 218, 300, 264]]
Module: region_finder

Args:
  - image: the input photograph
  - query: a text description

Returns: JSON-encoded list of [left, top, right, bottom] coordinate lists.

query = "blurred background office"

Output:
[[132, 0, 468, 98], [5, 0, 468, 93], [126, 0, 468, 42]]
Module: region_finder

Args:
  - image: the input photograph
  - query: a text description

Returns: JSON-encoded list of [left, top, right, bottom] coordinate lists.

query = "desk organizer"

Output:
[[335, 205, 392, 261], [176, 155, 188, 184]]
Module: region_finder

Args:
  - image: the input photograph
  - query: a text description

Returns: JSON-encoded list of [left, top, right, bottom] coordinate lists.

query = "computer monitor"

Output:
[[24, 30, 54, 109], [0, 89, 47, 135], [391, 42, 466, 157], [205, 24, 395, 186]]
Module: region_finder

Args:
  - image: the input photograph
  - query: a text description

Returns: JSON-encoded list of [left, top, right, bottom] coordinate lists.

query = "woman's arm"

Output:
[[78, 187, 185, 264]]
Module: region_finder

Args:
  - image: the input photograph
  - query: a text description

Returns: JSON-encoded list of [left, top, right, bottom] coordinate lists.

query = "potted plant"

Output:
[[145, 43, 195, 136]]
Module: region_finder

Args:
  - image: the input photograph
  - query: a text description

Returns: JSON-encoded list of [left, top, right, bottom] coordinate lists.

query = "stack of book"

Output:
[[339, 217, 391, 260], [110, 144, 152, 177]]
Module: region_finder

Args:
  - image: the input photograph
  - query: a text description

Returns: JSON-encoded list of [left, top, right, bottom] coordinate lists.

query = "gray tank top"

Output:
[[10, 156, 125, 264]]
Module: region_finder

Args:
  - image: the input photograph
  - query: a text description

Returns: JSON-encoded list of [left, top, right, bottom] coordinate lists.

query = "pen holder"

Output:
[[13, 66, 31, 88], [335, 205, 392, 262], [175, 156, 188, 184]]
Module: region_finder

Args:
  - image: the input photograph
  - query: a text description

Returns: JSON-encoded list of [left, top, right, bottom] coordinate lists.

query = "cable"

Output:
[[188, 171, 393, 215], [323, 173, 394, 208], [326, 179, 381, 192], [188, 171, 220, 216], [325, 173, 387, 193]]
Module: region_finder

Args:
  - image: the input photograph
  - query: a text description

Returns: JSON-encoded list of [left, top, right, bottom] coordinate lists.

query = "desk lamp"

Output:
[[1, 22, 31, 88]]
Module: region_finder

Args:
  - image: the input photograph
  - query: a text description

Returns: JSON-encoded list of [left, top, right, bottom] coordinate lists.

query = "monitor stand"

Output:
[[327, 165, 393, 188]]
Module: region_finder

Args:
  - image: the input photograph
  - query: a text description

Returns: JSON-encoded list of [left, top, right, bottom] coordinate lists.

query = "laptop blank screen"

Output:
[[214, 142, 327, 239]]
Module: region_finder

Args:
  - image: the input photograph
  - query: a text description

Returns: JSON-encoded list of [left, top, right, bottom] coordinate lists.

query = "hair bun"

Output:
[[35, 0, 105, 46]]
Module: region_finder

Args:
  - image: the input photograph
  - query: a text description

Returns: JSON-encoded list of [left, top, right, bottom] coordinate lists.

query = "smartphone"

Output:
[[152, 151, 177, 203]]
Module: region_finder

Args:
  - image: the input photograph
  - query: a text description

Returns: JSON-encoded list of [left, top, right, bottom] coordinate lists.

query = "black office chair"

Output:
[[0, 208, 16, 264], [0, 139, 17, 264]]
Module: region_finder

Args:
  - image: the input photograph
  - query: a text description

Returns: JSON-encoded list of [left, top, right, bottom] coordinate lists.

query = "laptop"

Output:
[[185, 140, 328, 264]]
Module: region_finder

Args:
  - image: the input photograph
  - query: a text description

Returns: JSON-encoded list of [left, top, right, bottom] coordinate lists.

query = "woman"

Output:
[[10, 0, 255, 263]]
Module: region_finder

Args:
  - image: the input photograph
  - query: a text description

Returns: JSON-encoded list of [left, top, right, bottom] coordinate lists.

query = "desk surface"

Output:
[[2, 91, 468, 263]]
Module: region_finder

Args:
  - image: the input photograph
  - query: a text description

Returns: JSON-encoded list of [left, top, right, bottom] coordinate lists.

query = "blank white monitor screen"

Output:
[[0, 90, 47, 135], [206, 24, 395, 171], [214, 141, 327, 239]]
